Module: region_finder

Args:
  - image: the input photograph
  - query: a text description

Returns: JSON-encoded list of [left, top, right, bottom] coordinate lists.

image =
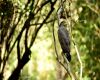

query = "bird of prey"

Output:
[[58, 22, 71, 62]]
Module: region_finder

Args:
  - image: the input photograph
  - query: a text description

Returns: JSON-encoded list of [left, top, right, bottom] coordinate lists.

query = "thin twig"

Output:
[[72, 37, 83, 80], [85, 0, 99, 15], [62, 53, 76, 80], [30, 19, 56, 26], [52, 22, 59, 59], [68, 0, 82, 79]]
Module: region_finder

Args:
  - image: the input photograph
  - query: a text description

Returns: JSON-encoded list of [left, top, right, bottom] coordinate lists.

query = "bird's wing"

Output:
[[58, 26, 70, 53]]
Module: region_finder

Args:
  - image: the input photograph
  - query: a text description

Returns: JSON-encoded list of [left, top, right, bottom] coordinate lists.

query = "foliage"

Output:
[[0, 0, 100, 80]]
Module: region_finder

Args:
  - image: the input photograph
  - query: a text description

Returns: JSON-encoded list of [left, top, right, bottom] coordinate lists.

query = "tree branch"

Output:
[[30, 19, 56, 26], [29, 0, 57, 48], [72, 37, 83, 80]]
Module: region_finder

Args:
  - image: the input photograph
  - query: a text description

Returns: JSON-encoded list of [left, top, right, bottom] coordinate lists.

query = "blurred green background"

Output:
[[0, 0, 100, 80]]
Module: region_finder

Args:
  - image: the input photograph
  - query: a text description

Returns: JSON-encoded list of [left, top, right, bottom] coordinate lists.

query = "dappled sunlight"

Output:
[[37, 58, 55, 72], [0, 0, 100, 80]]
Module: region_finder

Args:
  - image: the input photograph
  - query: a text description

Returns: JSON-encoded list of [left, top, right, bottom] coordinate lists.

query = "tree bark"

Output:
[[8, 48, 31, 80]]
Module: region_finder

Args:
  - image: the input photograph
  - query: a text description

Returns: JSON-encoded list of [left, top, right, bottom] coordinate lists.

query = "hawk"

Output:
[[58, 22, 71, 62]]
